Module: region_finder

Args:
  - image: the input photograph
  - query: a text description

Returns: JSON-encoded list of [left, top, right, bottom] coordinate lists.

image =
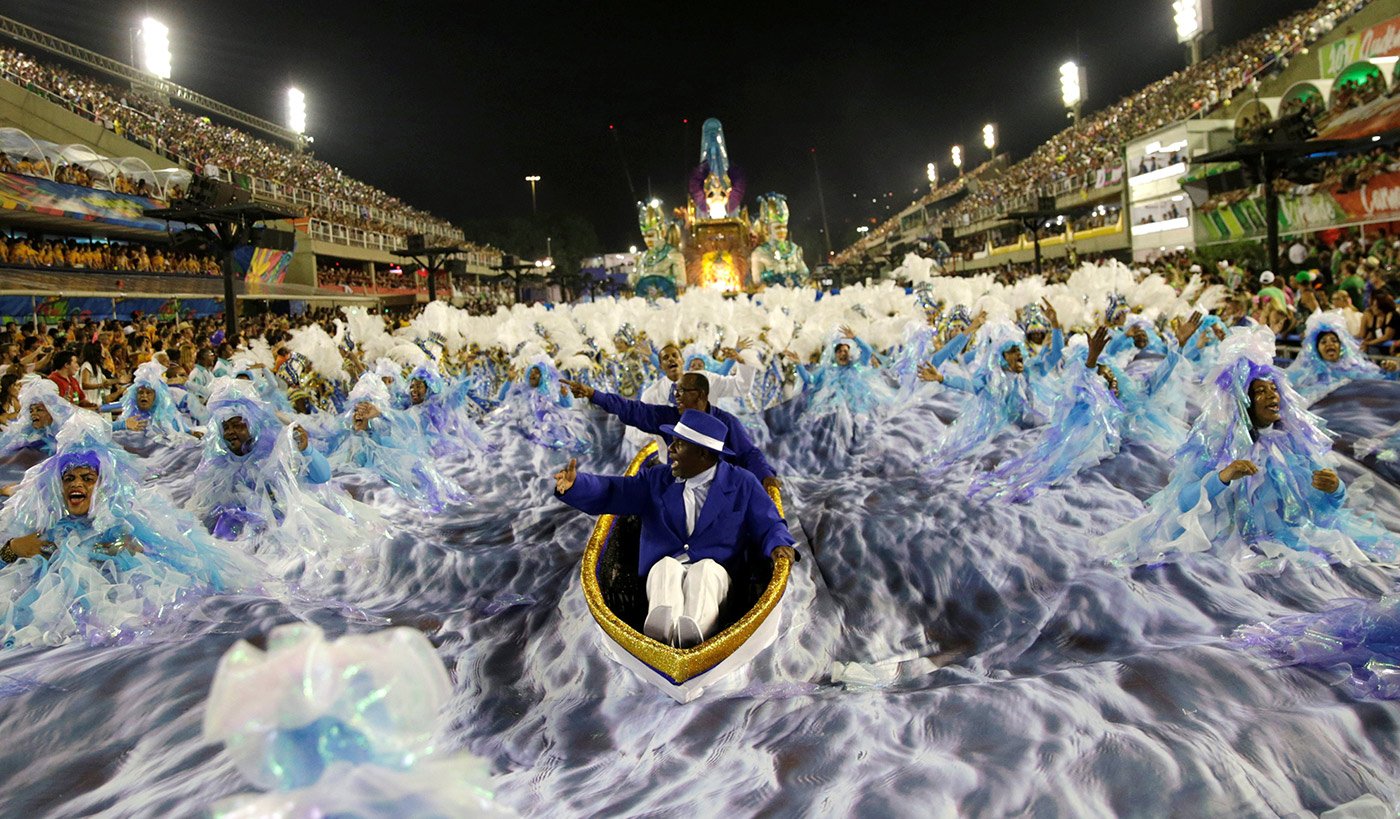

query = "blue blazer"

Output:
[[589, 391, 777, 483], [558, 461, 793, 575]]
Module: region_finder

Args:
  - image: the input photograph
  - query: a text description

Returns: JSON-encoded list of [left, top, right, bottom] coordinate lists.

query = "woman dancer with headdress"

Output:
[[0, 413, 264, 648], [1100, 327, 1398, 570], [0, 378, 80, 459], [969, 320, 1191, 502], [1286, 308, 1399, 404], [113, 360, 198, 444]]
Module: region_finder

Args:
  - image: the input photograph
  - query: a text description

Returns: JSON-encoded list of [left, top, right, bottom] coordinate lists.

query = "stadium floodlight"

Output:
[[525, 175, 541, 215], [139, 18, 172, 79], [286, 88, 307, 135], [1059, 61, 1083, 108], [1172, 0, 1212, 64], [1060, 61, 1085, 124], [926, 162, 938, 188], [982, 123, 997, 152], [951, 145, 963, 172]]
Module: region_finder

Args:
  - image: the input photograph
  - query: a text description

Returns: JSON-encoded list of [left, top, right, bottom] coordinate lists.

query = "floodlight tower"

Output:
[[982, 123, 997, 157], [951, 145, 963, 178], [926, 162, 938, 192], [1059, 61, 1085, 126], [1172, 0, 1213, 66], [138, 17, 171, 79], [525, 175, 541, 215]]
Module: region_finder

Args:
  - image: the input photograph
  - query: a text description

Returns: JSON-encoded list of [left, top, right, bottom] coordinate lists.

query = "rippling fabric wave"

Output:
[[1, 387, 1400, 814]]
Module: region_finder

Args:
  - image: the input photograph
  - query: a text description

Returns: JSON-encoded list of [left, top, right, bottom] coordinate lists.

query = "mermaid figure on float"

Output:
[[750, 193, 809, 288], [634, 199, 684, 300]]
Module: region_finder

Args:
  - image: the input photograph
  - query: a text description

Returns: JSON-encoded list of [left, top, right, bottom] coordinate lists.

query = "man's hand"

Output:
[[554, 458, 578, 494], [292, 425, 309, 452], [124, 417, 148, 432], [6, 532, 54, 559], [1312, 469, 1340, 493], [561, 379, 594, 400], [1085, 326, 1110, 370], [918, 363, 944, 383], [771, 545, 797, 564], [762, 475, 782, 492], [1382, 360, 1399, 373], [1041, 298, 1060, 329], [1175, 311, 1203, 348], [967, 311, 988, 335], [1219, 459, 1258, 484], [839, 324, 856, 339]]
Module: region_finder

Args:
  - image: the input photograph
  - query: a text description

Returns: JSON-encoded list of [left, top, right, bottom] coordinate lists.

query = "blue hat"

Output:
[[660, 409, 733, 456]]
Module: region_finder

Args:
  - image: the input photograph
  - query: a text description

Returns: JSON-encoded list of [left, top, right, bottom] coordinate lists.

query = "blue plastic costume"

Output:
[[925, 321, 1040, 469], [179, 379, 384, 573], [488, 356, 591, 453], [796, 334, 893, 418], [114, 361, 194, 441], [1100, 327, 1397, 569], [406, 360, 487, 458], [328, 373, 467, 512], [1286, 309, 1397, 404], [0, 413, 265, 648], [0, 378, 77, 457], [1234, 595, 1400, 701]]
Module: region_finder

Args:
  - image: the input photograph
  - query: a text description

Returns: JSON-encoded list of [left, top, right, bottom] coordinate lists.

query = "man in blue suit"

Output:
[[562, 372, 781, 490], [554, 409, 796, 648]]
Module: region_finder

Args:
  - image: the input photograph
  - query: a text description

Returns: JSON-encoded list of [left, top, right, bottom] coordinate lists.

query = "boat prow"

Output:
[[580, 443, 792, 703]]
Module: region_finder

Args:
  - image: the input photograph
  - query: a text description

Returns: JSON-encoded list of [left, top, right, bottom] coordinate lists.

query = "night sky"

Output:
[[8, 1, 1319, 253]]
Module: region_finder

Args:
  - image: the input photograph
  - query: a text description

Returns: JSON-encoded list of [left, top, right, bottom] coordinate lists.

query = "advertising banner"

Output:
[[0, 172, 178, 231], [0, 295, 220, 323], [1319, 14, 1400, 77], [1199, 171, 1400, 242]]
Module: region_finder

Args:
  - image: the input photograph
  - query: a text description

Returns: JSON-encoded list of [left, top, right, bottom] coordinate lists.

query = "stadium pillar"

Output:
[[1264, 163, 1280, 277], [223, 247, 239, 342]]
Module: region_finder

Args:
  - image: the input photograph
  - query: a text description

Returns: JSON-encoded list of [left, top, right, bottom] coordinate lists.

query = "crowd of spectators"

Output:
[[840, 0, 1371, 263], [0, 47, 457, 242], [0, 235, 220, 276], [0, 151, 173, 199], [1330, 70, 1390, 115]]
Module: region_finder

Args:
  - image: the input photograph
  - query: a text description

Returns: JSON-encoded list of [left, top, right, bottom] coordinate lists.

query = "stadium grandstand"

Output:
[[835, 0, 1398, 281], [0, 14, 504, 323]]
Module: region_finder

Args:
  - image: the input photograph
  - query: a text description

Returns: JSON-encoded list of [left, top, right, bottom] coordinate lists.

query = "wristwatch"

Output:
[[0, 540, 16, 564]]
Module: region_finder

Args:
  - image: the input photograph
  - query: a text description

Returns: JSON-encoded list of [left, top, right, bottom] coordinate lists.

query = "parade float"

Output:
[[632, 118, 809, 296]]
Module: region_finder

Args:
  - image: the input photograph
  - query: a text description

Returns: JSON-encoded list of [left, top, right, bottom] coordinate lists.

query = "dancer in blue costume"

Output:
[[373, 359, 412, 410], [885, 312, 974, 403], [0, 413, 264, 648], [488, 354, 591, 454], [1100, 327, 1398, 570], [1286, 308, 1400, 404], [327, 373, 467, 513], [778, 328, 897, 473], [969, 321, 1189, 502], [113, 361, 197, 442], [1181, 314, 1230, 371], [0, 378, 79, 459], [1019, 302, 1066, 380], [921, 319, 1041, 469], [179, 379, 384, 573], [405, 359, 488, 458], [182, 346, 219, 423]]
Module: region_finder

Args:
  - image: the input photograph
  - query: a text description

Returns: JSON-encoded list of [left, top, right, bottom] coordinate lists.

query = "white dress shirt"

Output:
[[681, 463, 717, 539]]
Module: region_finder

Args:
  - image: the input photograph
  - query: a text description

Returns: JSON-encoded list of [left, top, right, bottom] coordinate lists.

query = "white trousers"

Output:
[[645, 557, 730, 641]]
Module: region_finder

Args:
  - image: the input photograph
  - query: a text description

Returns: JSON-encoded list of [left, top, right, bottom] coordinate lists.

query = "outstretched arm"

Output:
[[553, 459, 652, 516]]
